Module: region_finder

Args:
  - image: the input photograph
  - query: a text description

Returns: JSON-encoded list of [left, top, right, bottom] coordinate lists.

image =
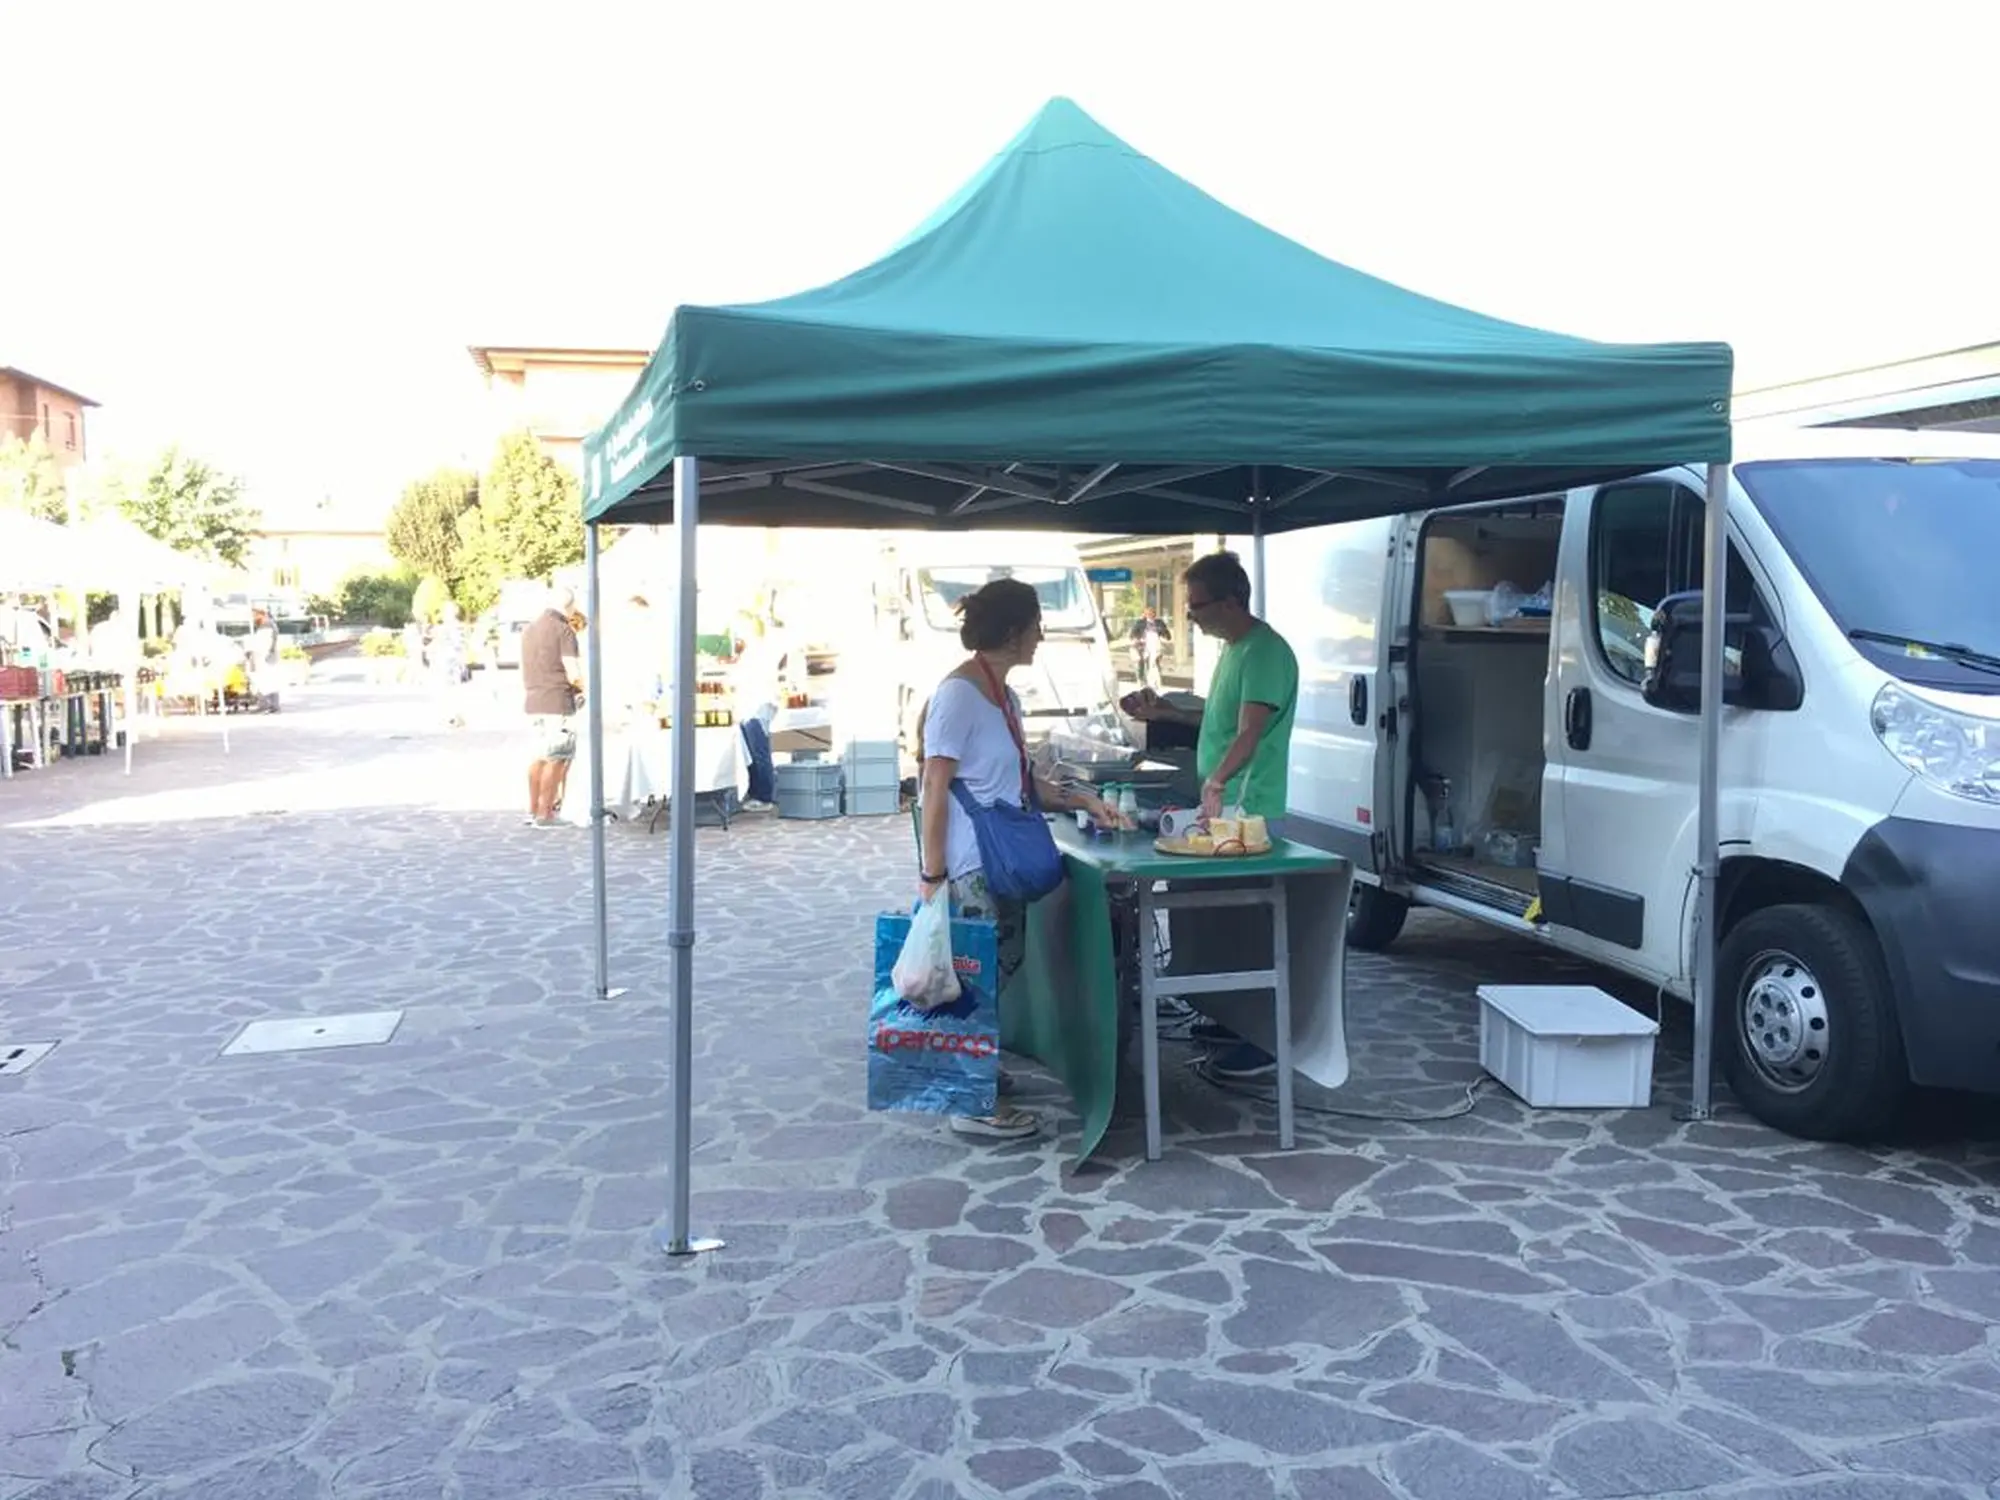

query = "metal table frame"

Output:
[[1135, 878, 1296, 1160]]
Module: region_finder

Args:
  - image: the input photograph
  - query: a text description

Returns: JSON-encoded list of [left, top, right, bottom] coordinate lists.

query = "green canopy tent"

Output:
[[580, 97, 1735, 1253]]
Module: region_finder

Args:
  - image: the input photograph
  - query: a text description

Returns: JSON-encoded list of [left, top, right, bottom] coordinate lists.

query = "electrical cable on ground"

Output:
[[1190, 1061, 1497, 1123]]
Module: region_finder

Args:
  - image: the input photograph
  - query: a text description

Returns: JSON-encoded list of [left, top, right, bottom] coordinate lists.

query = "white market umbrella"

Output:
[[0, 510, 90, 592]]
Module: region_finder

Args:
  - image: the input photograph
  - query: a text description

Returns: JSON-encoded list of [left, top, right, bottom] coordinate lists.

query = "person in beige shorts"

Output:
[[520, 585, 583, 827]]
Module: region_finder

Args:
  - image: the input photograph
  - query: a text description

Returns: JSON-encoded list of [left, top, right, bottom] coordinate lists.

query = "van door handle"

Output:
[[1565, 687, 1593, 751], [1349, 676, 1368, 726]]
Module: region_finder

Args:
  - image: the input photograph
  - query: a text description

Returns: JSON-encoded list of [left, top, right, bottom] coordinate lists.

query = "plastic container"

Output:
[[843, 739, 901, 790], [777, 787, 843, 820], [1477, 985, 1658, 1109], [1443, 589, 1493, 627], [845, 785, 902, 817], [1481, 829, 1537, 868], [775, 761, 844, 795]]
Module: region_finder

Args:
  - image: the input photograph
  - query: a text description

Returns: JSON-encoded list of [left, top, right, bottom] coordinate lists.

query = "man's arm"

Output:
[[1201, 700, 1275, 807], [560, 626, 584, 699]]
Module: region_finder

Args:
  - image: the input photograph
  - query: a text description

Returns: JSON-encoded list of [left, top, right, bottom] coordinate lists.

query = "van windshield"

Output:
[[917, 565, 1098, 633], [1737, 457, 2000, 690]]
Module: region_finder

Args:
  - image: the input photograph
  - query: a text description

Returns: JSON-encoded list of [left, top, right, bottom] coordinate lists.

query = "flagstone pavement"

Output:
[[2, 675, 1998, 1499]]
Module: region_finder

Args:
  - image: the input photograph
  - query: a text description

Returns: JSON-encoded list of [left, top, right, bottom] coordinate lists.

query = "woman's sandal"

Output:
[[950, 1108, 1039, 1140]]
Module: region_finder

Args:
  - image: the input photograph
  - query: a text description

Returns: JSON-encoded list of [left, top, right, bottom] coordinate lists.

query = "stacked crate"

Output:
[[842, 739, 901, 816], [774, 759, 843, 820]]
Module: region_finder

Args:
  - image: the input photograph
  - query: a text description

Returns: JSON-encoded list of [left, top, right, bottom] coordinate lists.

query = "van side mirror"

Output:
[[1641, 590, 1804, 713]]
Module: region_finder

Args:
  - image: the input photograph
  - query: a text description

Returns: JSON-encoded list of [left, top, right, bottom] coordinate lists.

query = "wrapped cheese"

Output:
[[1209, 818, 1241, 845], [1240, 814, 1268, 848]]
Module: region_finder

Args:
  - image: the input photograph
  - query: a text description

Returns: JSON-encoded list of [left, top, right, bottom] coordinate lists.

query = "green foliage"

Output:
[[385, 467, 478, 585], [0, 434, 69, 522], [278, 642, 308, 662], [335, 569, 417, 628], [451, 431, 584, 616], [411, 575, 451, 625], [452, 507, 501, 619], [359, 628, 406, 658], [109, 446, 259, 565]]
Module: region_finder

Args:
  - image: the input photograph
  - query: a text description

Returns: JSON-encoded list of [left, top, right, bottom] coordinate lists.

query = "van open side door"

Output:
[[1264, 517, 1399, 873]]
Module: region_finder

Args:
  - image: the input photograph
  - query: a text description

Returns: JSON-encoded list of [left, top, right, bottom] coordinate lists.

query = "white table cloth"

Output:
[[564, 723, 747, 826]]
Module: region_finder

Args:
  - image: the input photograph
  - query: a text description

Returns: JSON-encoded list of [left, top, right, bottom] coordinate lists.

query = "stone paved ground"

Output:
[[2, 671, 1998, 1500]]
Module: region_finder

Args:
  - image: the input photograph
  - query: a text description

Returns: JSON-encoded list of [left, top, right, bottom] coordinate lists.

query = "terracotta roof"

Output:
[[0, 366, 100, 408]]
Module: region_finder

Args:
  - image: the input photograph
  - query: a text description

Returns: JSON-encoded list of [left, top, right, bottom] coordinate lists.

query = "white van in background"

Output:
[[1264, 428, 2000, 1142], [876, 532, 1120, 748]]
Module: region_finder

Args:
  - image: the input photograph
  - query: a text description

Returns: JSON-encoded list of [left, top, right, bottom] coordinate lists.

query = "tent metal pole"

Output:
[[660, 455, 723, 1257], [585, 524, 622, 1000], [122, 589, 136, 775], [1685, 459, 1729, 1122], [1250, 504, 1267, 615]]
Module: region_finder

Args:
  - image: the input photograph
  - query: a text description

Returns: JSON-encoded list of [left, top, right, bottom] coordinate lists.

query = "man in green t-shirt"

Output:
[[1127, 549, 1299, 1080], [1128, 550, 1299, 821]]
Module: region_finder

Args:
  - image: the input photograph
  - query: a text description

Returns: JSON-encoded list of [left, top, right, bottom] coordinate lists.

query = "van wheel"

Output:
[[1718, 903, 1907, 1141], [1347, 885, 1410, 952]]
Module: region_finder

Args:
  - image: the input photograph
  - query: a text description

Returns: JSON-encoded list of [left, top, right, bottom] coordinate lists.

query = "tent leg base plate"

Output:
[[656, 1231, 725, 1258]]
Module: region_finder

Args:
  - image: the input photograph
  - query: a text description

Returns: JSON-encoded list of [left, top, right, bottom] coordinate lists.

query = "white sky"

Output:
[[5, 0, 1993, 520]]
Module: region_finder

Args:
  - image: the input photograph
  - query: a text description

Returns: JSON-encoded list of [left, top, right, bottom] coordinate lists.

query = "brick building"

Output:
[[0, 365, 97, 465]]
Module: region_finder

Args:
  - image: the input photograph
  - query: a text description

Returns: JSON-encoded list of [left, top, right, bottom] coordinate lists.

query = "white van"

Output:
[[877, 532, 1120, 747], [1264, 427, 2000, 1141]]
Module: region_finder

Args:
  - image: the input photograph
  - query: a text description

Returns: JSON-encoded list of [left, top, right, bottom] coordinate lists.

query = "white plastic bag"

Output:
[[892, 886, 961, 1011]]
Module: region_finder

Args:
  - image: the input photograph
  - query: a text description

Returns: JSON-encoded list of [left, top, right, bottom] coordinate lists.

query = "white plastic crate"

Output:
[[1477, 985, 1658, 1109], [842, 739, 901, 790], [845, 785, 902, 817]]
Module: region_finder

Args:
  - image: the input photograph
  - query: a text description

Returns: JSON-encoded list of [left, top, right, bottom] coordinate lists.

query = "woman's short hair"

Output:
[[956, 577, 1042, 651], [1184, 549, 1252, 607]]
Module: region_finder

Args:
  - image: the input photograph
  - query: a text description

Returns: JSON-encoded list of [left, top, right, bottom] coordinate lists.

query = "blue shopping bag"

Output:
[[867, 907, 1001, 1117]]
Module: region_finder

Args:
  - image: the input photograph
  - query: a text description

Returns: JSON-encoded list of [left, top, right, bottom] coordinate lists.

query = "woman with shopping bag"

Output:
[[916, 577, 1121, 1140]]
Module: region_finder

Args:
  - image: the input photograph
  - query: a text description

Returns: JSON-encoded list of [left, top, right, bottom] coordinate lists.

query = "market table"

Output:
[[1006, 818, 1353, 1163], [563, 722, 746, 829], [0, 696, 40, 778], [1, 686, 119, 778]]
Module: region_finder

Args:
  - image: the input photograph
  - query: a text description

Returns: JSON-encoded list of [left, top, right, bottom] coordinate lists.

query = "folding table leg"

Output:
[[1272, 880, 1295, 1151], [1138, 879, 1163, 1162]]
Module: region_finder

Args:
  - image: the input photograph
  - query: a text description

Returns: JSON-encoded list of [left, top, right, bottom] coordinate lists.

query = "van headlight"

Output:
[[1870, 683, 2000, 803]]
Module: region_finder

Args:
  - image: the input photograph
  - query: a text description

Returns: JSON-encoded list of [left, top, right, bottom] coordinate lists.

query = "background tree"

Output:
[[111, 446, 259, 565], [385, 467, 478, 587], [334, 568, 417, 627], [0, 434, 70, 521], [410, 575, 452, 625], [451, 431, 584, 616], [452, 507, 504, 619]]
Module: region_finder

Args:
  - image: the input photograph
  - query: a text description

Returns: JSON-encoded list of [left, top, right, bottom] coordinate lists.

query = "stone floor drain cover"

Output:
[[0, 1042, 57, 1077], [222, 1012, 403, 1057]]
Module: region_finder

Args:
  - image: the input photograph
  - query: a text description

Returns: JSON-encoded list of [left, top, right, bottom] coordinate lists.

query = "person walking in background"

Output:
[[401, 617, 426, 685], [520, 584, 583, 828], [431, 601, 468, 729], [1128, 603, 1173, 690]]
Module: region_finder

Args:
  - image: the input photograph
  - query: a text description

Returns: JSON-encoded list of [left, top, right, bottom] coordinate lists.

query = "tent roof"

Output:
[[584, 98, 1731, 533]]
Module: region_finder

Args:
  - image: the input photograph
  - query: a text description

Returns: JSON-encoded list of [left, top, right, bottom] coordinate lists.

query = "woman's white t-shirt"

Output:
[[923, 675, 1026, 881]]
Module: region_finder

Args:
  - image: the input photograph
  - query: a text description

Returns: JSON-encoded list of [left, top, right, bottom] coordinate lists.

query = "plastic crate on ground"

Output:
[[845, 785, 902, 817], [777, 787, 843, 820], [1476, 984, 1658, 1109], [774, 761, 844, 795]]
